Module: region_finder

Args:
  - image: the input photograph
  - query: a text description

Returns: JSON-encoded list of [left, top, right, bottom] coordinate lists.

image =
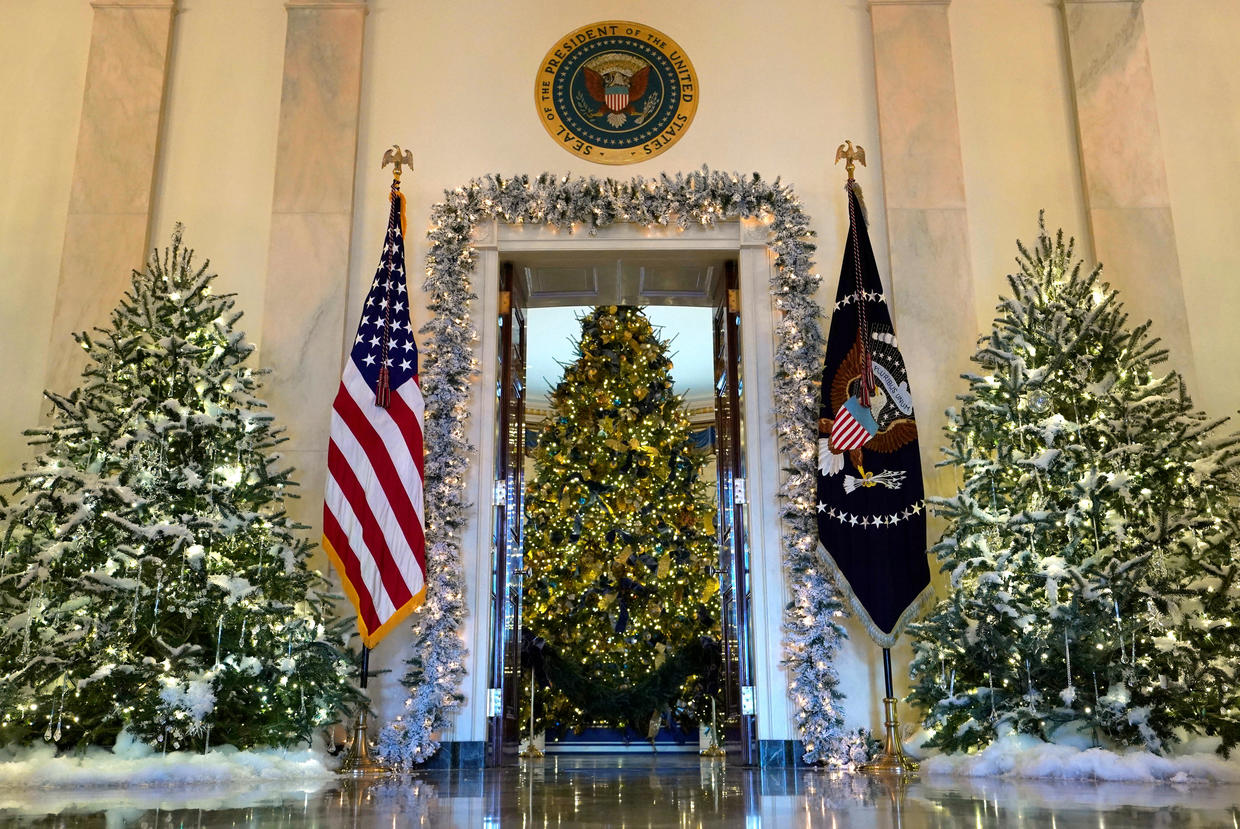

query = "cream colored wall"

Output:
[[1, 0, 1239, 744], [1145, 0, 1240, 417], [0, 0, 93, 468], [147, 0, 286, 336], [951, 0, 1092, 332], [350, 0, 888, 326]]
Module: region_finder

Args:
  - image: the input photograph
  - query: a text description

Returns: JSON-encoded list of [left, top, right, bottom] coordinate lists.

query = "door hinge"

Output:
[[734, 478, 747, 505], [498, 290, 512, 315], [487, 688, 503, 717], [493, 480, 507, 506], [727, 288, 740, 313]]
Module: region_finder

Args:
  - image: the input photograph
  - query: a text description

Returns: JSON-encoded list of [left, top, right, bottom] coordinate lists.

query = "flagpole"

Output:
[[832, 141, 918, 776]]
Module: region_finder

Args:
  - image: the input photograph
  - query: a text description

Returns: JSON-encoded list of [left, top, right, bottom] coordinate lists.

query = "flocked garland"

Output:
[[378, 167, 868, 767]]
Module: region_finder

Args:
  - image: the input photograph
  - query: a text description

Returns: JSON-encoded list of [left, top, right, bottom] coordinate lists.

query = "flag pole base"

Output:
[[700, 700, 725, 757], [859, 698, 918, 776], [339, 709, 389, 775]]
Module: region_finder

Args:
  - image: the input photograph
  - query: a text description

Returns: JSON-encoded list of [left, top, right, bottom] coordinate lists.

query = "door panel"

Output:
[[487, 262, 527, 765], [712, 259, 757, 765]]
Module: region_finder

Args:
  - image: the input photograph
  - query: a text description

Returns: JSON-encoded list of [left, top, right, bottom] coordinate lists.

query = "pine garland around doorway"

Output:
[[377, 168, 869, 768]]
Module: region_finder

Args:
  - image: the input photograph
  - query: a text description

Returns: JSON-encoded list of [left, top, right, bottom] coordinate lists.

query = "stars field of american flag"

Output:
[[323, 186, 426, 648]]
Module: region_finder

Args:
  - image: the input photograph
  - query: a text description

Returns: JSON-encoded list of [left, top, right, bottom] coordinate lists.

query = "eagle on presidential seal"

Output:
[[581, 52, 655, 127], [818, 323, 918, 494]]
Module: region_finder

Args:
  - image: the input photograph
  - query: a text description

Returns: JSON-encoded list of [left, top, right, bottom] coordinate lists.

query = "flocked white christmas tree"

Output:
[[0, 228, 362, 752], [908, 218, 1240, 755]]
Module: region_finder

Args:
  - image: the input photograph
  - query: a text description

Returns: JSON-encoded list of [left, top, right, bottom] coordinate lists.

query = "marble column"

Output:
[[866, 0, 976, 728], [1062, 0, 1196, 389], [260, 0, 367, 532], [867, 0, 977, 496], [43, 0, 177, 399]]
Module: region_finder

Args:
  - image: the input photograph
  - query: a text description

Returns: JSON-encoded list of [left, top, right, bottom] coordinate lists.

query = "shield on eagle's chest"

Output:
[[830, 395, 878, 452], [605, 85, 629, 112]]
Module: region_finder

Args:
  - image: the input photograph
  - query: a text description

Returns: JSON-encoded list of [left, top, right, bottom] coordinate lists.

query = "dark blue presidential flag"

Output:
[[816, 183, 932, 646]]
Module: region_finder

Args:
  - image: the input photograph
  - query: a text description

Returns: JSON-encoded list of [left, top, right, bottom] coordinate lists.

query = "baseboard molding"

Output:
[[757, 739, 806, 768], [418, 740, 487, 769]]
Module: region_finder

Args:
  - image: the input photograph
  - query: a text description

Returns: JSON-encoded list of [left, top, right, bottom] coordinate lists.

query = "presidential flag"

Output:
[[816, 182, 931, 647], [323, 183, 426, 649]]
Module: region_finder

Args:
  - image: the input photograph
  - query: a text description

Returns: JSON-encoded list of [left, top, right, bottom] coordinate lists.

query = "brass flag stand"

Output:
[[520, 668, 545, 758], [699, 697, 725, 758], [340, 645, 388, 775], [859, 647, 918, 776]]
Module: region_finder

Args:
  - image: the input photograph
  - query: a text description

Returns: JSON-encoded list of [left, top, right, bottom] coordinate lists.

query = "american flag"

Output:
[[323, 186, 426, 649]]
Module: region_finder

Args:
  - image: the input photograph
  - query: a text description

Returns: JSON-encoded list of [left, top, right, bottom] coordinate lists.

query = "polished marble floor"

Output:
[[1, 754, 1238, 827]]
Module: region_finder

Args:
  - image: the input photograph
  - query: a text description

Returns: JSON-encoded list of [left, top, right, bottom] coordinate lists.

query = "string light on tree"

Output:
[[907, 217, 1240, 756], [0, 228, 363, 752], [522, 306, 719, 736]]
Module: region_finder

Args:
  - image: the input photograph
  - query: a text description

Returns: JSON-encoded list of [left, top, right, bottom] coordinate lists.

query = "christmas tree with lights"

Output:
[[523, 306, 720, 735], [908, 218, 1240, 755], [0, 228, 362, 752]]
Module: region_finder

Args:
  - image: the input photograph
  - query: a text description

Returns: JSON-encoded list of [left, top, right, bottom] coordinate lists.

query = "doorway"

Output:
[[485, 251, 757, 765]]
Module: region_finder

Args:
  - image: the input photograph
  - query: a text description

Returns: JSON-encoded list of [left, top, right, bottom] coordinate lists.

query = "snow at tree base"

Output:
[[907, 217, 1240, 756], [0, 228, 362, 753], [520, 306, 721, 737]]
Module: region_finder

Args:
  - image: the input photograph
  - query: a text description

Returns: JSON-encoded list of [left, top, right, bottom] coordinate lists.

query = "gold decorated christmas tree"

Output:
[[523, 306, 720, 736]]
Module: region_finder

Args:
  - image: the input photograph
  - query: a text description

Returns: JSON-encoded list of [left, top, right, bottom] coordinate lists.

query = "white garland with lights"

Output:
[[379, 168, 864, 766]]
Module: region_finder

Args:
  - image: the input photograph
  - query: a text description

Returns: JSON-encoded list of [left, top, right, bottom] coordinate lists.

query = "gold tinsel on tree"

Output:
[[523, 306, 720, 735]]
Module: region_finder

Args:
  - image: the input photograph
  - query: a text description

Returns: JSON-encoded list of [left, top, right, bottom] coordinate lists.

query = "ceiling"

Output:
[[505, 249, 731, 308], [509, 251, 728, 410]]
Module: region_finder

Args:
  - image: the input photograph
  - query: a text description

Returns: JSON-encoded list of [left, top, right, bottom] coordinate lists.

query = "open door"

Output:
[[712, 259, 757, 765], [486, 262, 527, 765]]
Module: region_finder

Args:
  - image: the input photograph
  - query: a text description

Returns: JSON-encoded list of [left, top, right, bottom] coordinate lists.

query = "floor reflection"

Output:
[[1, 754, 1238, 827]]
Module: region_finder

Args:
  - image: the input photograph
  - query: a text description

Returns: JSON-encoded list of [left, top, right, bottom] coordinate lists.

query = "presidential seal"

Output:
[[536, 21, 698, 165]]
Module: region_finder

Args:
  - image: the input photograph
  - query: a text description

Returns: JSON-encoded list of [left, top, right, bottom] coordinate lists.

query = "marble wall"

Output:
[[866, 0, 979, 730], [868, 0, 978, 492], [43, 0, 177, 401], [259, 0, 368, 531], [1063, 0, 1196, 389]]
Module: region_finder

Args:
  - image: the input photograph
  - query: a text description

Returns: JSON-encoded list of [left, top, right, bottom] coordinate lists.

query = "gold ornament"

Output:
[[656, 554, 671, 579]]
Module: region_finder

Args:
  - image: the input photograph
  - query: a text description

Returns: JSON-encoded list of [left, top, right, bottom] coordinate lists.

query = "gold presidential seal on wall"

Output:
[[535, 21, 698, 165]]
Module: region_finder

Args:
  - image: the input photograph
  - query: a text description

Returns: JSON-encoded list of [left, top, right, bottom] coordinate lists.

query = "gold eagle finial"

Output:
[[382, 145, 413, 181], [834, 141, 866, 181]]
